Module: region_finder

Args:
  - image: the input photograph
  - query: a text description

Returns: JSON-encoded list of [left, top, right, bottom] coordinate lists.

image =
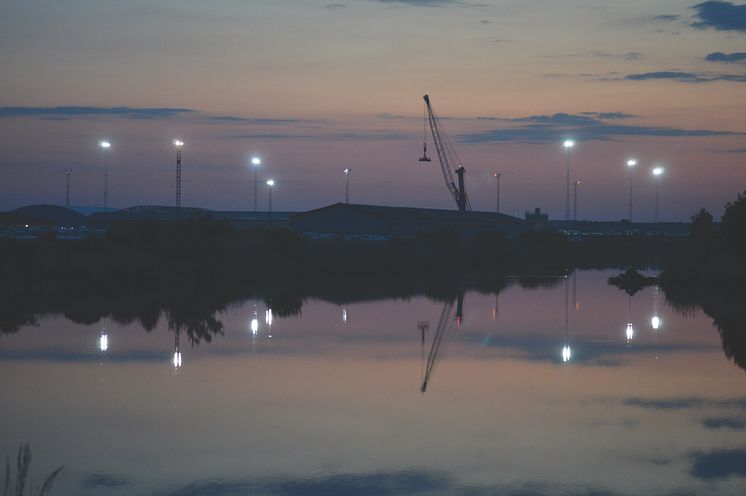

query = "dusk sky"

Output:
[[1, 0, 745, 220]]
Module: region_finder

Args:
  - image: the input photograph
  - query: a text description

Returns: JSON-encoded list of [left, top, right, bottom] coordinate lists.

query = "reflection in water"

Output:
[[652, 285, 662, 331], [98, 318, 109, 352], [562, 274, 572, 363], [5, 272, 746, 496], [420, 294, 463, 393], [99, 332, 108, 352], [342, 305, 348, 324], [626, 322, 634, 342], [173, 328, 182, 369], [664, 282, 746, 373], [652, 316, 661, 330], [573, 269, 580, 310], [251, 304, 259, 336], [626, 294, 634, 343]]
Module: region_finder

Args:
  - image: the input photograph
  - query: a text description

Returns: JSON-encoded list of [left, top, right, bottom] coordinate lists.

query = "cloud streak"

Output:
[[459, 112, 740, 144], [154, 470, 633, 496], [701, 416, 746, 429], [623, 396, 746, 411], [706, 51, 746, 63], [691, 1, 746, 32], [690, 448, 746, 480], [208, 116, 321, 125], [624, 70, 746, 83], [463, 332, 711, 366], [0, 106, 194, 120], [233, 130, 412, 141], [369, 0, 458, 5]]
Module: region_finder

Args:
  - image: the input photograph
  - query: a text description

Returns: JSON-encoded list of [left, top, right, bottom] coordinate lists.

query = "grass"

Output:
[[3, 444, 63, 496]]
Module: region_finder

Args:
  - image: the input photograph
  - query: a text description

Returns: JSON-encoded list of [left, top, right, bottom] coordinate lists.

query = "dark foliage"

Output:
[[690, 207, 714, 242], [608, 268, 658, 295], [721, 190, 746, 251]]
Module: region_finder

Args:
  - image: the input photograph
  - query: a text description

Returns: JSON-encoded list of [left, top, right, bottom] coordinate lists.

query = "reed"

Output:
[[3, 444, 62, 496]]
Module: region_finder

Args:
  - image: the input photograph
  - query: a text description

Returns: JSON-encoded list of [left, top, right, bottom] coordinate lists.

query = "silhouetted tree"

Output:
[[690, 207, 714, 242], [721, 190, 746, 250], [264, 294, 303, 317]]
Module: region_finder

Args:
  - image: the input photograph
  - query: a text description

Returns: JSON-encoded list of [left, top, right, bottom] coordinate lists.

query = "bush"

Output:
[[690, 207, 714, 242], [721, 191, 746, 250]]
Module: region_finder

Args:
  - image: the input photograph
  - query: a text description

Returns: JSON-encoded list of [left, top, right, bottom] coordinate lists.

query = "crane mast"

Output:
[[421, 94, 471, 212]]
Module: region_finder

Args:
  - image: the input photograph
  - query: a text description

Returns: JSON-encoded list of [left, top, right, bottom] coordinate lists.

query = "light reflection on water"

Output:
[[1, 270, 746, 495]]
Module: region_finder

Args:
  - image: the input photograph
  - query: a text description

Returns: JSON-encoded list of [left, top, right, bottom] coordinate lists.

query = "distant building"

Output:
[[11, 205, 87, 228], [0, 205, 89, 239], [525, 208, 549, 230], [291, 203, 527, 239], [88, 206, 295, 230]]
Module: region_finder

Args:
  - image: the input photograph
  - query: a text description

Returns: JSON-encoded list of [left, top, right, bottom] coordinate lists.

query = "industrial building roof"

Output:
[[292, 203, 524, 223]]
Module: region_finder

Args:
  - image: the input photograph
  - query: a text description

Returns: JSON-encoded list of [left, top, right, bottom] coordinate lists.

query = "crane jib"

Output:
[[421, 94, 471, 212]]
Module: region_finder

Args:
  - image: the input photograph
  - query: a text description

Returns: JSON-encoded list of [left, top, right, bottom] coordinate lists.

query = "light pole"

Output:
[[344, 168, 351, 203], [99, 141, 111, 210], [251, 157, 261, 211], [652, 166, 664, 223], [626, 159, 637, 221], [64, 168, 72, 207], [573, 180, 581, 221], [174, 140, 184, 213], [563, 140, 574, 221], [493, 171, 501, 214], [266, 179, 275, 213]]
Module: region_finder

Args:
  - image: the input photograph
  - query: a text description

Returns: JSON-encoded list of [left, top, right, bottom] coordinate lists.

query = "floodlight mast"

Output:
[[421, 95, 471, 212]]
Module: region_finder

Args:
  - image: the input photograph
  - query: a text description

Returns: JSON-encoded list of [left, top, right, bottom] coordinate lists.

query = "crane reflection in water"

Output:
[[419, 293, 464, 393]]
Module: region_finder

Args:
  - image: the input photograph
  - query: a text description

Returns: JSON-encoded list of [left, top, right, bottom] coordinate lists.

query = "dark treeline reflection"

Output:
[[0, 272, 563, 339], [663, 282, 746, 373]]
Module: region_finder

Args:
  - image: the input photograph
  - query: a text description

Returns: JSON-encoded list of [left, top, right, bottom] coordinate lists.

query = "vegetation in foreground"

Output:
[[3, 444, 63, 496]]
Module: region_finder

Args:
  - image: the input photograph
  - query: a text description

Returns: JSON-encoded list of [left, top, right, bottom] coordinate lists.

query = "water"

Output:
[[1, 270, 745, 495]]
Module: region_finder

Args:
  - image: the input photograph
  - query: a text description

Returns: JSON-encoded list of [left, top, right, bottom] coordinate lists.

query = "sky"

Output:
[[1, 0, 745, 221]]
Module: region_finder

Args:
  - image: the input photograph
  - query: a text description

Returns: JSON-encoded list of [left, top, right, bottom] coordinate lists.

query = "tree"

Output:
[[721, 191, 746, 250], [690, 207, 714, 242]]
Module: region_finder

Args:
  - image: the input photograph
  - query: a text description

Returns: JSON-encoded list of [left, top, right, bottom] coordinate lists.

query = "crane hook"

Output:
[[419, 142, 431, 162]]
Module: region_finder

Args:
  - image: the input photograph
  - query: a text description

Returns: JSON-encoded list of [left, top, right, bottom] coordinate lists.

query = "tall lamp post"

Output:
[[573, 180, 581, 221], [251, 157, 261, 211], [493, 171, 501, 214], [626, 159, 637, 221], [563, 140, 574, 221], [174, 140, 184, 212], [266, 179, 275, 213], [344, 168, 351, 203], [652, 166, 664, 223], [64, 168, 72, 207], [98, 141, 111, 210]]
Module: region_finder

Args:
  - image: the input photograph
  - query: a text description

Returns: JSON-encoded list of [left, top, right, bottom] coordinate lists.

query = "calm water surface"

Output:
[[2, 270, 745, 495]]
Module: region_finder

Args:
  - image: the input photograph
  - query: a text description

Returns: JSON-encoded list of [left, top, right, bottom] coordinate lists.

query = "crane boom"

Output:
[[420, 293, 464, 393], [422, 95, 471, 212]]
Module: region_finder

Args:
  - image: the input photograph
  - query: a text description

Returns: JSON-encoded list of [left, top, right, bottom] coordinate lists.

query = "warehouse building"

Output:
[[290, 203, 528, 239]]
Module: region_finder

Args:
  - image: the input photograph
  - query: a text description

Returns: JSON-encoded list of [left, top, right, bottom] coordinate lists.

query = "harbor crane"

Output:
[[419, 95, 471, 212]]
